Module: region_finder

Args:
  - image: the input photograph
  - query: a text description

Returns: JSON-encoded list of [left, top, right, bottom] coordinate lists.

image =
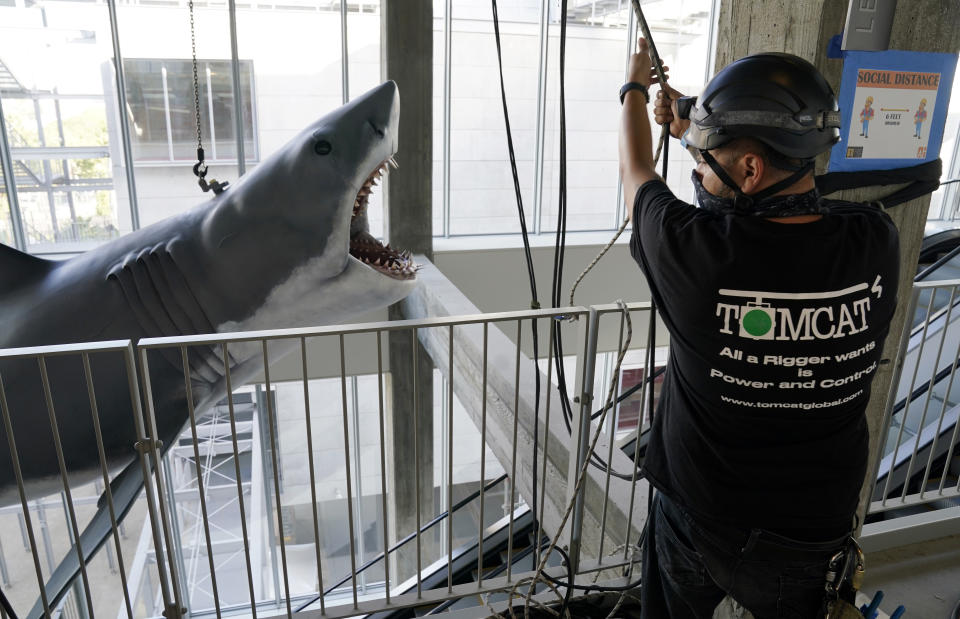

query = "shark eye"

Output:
[[314, 140, 332, 156]]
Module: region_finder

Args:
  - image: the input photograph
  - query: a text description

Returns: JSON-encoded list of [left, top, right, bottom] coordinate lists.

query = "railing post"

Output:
[[863, 285, 919, 521], [130, 344, 184, 618], [567, 307, 600, 575]]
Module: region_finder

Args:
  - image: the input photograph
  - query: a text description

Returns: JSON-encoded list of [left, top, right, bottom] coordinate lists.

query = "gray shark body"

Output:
[[0, 81, 415, 616]]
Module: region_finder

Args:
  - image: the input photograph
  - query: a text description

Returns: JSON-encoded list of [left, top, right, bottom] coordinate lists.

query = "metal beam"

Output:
[[228, 0, 246, 176], [106, 0, 141, 231], [532, 0, 550, 235], [442, 0, 452, 237], [0, 93, 28, 250], [341, 0, 350, 104], [614, 6, 636, 226], [11, 146, 111, 160]]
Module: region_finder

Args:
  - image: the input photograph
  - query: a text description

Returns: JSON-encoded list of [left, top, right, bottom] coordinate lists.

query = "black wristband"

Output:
[[619, 82, 649, 105]]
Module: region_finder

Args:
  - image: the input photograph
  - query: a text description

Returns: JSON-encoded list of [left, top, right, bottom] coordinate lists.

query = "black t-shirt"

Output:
[[630, 180, 900, 538]]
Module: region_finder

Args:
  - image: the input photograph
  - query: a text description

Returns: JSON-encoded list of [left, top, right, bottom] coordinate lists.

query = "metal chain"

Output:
[[189, 0, 203, 157], [187, 0, 230, 195], [188, 0, 226, 193]]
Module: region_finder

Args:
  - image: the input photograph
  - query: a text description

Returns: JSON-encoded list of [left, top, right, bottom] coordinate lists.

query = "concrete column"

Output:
[[381, 0, 435, 584], [713, 0, 960, 530], [382, 0, 434, 261]]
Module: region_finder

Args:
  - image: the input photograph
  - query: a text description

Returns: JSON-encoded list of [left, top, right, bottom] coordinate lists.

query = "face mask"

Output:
[[691, 163, 828, 218], [691, 169, 739, 215]]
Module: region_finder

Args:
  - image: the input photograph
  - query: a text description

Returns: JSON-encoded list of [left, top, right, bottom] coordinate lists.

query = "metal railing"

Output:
[[3, 286, 960, 616], [0, 341, 177, 618], [871, 279, 960, 514], [0, 303, 653, 618]]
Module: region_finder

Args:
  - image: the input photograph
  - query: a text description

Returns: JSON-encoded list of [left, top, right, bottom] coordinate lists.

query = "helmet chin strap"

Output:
[[699, 149, 814, 212]]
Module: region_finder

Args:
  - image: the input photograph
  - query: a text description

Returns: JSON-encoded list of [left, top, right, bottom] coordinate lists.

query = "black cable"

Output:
[[294, 474, 509, 612], [591, 365, 664, 420], [0, 587, 18, 619], [641, 128, 668, 522], [583, 365, 665, 481], [662, 124, 669, 181], [541, 532, 645, 594], [551, 0, 673, 485], [550, 0, 575, 442], [490, 0, 538, 310], [553, 326, 575, 433], [541, 0, 630, 486], [490, 0, 544, 559]]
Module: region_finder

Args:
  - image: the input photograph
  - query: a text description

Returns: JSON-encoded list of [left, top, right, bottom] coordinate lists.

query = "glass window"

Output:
[[540, 9, 631, 234], [124, 58, 256, 163], [541, 1, 714, 233], [445, 1, 541, 236], [115, 2, 353, 225], [436, 0, 716, 237], [927, 75, 960, 220], [0, 0, 130, 254]]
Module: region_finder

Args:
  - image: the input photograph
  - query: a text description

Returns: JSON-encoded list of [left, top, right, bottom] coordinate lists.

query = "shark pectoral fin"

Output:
[[0, 242, 54, 292], [26, 459, 145, 619]]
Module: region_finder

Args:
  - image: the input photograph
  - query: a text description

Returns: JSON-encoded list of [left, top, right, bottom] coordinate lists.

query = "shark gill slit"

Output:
[[141, 249, 229, 377], [107, 267, 187, 380], [128, 257, 221, 385]]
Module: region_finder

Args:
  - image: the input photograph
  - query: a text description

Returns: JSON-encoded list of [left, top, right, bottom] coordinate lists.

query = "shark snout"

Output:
[[359, 80, 399, 147], [367, 119, 386, 137]]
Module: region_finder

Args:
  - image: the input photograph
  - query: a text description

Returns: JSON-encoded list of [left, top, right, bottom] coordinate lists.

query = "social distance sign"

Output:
[[830, 50, 956, 172], [856, 69, 940, 90]]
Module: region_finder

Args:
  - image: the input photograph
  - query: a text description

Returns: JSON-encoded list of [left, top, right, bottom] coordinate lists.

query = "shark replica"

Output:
[[0, 80, 416, 616]]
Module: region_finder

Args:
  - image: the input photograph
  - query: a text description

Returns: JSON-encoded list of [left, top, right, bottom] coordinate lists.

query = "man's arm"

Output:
[[619, 38, 658, 221]]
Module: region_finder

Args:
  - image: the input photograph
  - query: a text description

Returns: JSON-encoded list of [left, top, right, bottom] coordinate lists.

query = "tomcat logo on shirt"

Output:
[[714, 276, 884, 341]]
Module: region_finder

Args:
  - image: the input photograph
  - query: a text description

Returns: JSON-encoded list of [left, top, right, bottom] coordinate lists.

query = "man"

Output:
[[914, 98, 927, 139], [619, 39, 900, 618], [860, 96, 874, 137]]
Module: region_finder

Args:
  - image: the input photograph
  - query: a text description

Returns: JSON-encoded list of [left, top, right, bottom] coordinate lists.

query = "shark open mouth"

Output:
[[349, 155, 417, 280]]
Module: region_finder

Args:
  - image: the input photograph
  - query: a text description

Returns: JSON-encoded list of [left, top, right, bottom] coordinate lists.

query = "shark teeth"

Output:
[[354, 250, 417, 281], [348, 165, 416, 280], [352, 155, 396, 216]]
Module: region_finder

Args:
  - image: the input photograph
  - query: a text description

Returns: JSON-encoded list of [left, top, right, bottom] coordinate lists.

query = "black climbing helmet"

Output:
[[682, 52, 841, 160]]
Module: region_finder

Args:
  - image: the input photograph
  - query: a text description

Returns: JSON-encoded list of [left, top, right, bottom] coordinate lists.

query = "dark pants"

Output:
[[641, 493, 848, 619]]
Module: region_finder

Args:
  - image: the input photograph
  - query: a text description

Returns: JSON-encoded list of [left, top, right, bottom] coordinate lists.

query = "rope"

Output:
[[568, 0, 670, 308], [514, 300, 634, 615]]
